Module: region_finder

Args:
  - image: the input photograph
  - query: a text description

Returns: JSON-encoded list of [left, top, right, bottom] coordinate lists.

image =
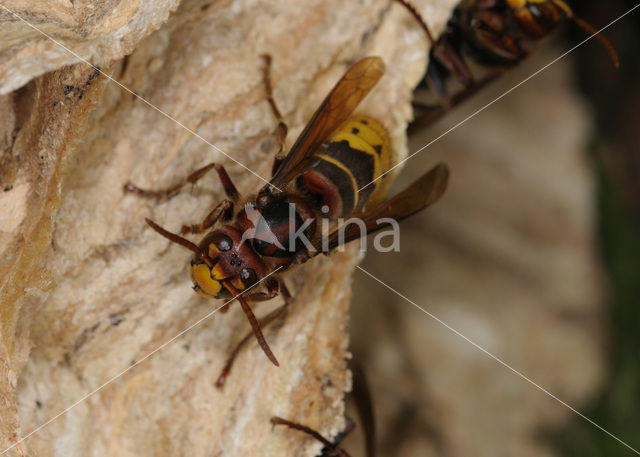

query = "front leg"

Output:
[[216, 278, 291, 388], [180, 199, 234, 235]]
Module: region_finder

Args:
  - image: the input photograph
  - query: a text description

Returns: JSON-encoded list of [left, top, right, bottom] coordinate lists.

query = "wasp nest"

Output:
[[0, 1, 461, 456]]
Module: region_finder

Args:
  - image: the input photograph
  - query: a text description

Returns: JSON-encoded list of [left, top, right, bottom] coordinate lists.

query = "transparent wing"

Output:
[[312, 163, 450, 252], [269, 57, 385, 189]]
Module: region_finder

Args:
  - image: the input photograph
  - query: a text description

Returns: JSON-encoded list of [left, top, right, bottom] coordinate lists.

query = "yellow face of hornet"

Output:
[[190, 261, 227, 299], [189, 228, 264, 299]]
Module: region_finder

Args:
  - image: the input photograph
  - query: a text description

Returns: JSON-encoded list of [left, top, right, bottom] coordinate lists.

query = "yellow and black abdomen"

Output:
[[299, 116, 392, 218]]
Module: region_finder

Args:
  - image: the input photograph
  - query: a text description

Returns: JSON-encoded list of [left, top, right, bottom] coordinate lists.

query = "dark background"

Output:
[[559, 0, 640, 455], [347, 1, 640, 456]]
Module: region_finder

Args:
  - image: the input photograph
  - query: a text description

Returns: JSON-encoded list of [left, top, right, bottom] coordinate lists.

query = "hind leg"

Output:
[[124, 162, 239, 200], [261, 55, 289, 176]]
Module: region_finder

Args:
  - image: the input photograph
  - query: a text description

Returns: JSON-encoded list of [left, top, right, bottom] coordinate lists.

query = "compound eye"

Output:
[[240, 268, 257, 287], [210, 233, 233, 252]]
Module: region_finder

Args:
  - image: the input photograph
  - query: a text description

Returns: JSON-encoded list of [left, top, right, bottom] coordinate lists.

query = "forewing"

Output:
[[312, 163, 449, 252], [269, 57, 385, 189]]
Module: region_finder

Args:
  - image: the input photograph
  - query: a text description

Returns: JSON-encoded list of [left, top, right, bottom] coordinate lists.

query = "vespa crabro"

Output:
[[124, 55, 449, 376], [396, 0, 619, 106]]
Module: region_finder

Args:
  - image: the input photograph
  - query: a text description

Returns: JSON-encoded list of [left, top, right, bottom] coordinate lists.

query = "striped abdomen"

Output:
[[506, 0, 570, 37], [299, 116, 392, 218], [454, 0, 569, 65]]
